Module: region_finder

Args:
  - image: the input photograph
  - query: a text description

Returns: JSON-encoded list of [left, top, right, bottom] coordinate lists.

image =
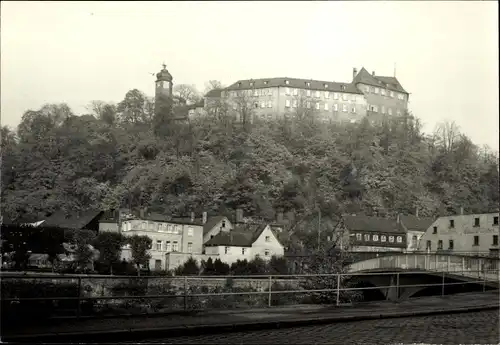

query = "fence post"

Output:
[[268, 275, 272, 307], [483, 268, 487, 292], [336, 274, 340, 306], [441, 271, 445, 296], [183, 276, 188, 311], [447, 256, 450, 272], [396, 272, 400, 300], [462, 257, 465, 273], [77, 277, 82, 318]]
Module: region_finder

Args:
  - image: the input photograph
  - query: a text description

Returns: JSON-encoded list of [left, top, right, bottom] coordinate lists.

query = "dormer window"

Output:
[[264, 81, 268, 85], [324, 83, 329, 88], [249, 82, 254, 87], [238, 82, 242, 87], [306, 82, 311, 87], [341, 85, 346, 91], [285, 80, 290, 85]]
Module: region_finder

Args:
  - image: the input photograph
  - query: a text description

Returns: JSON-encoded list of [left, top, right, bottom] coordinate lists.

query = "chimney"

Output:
[[415, 207, 419, 218], [460, 207, 464, 215], [372, 71, 375, 77], [236, 208, 243, 224], [202, 211, 207, 225], [190, 212, 195, 223], [352, 67, 357, 80]]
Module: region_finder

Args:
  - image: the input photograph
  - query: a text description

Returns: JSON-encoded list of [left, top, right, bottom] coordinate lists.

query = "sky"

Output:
[[1, 1, 498, 151]]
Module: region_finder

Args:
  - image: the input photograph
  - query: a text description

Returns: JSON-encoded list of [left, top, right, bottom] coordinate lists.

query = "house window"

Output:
[[264, 81, 268, 85], [397, 109, 401, 116], [372, 105, 378, 113], [285, 87, 290, 95], [364, 86, 369, 92], [315, 102, 320, 110], [370, 87, 374, 93], [165, 241, 171, 252], [254, 102, 259, 108], [433, 226, 437, 234], [242, 248, 246, 255], [222, 221, 226, 228], [292, 100, 297, 108], [315, 91, 320, 98], [396, 236, 402, 243], [364, 234, 370, 241], [333, 104, 338, 111], [494, 217, 499, 225], [381, 235, 387, 242], [232, 103, 237, 110], [188, 227, 194, 236], [437, 240, 443, 250], [493, 235, 498, 245], [224, 246, 229, 254], [389, 236, 395, 243], [267, 100, 272, 108], [306, 82, 311, 87], [285, 99, 291, 107], [172, 241, 178, 252], [156, 240, 162, 251], [187, 242, 193, 253], [449, 240, 454, 250], [342, 104, 348, 112], [293, 88, 299, 96], [253, 89, 258, 97], [390, 91, 394, 98], [411, 235, 418, 247], [356, 233, 362, 241], [306, 90, 311, 97], [324, 103, 329, 111], [265, 236, 270, 242], [324, 83, 328, 88], [374, 87, 379, 94], [141, 222, 146, 230], [426, 240, 432, 250], [249, 82, 254, 87], [388, 108, 393, 115], [324, 91, 330, 98], [373, 235, 379, 241], [342, 94, 348, 101], [473, 236, 479, 246], [381, 89, 386, 96], [449, 220, 454, 228], [351, 106, 356, 113], [260, 101, 265, 108], [474, 218, 480, 227], [381, 106, 386, 114], [265, 250, 270, 256], [333, 93, 339, 100]]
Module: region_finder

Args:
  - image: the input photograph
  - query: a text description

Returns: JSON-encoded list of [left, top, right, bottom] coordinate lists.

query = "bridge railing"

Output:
[[1, 268, 499, 322], [348, 253, 500, 282]]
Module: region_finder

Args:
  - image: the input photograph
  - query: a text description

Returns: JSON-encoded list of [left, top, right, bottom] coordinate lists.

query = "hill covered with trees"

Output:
[[1, 85, 498, 238]]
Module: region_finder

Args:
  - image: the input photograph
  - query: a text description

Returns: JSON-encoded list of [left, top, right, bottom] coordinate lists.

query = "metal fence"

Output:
[[1, 267, 498, 320]]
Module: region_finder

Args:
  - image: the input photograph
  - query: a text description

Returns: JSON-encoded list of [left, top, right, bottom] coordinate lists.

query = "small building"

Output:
[[399, 214, 435, 252], [417, 211, 499, 256], [204, 223, 284, 265], [42, 209, 104, 234], [331, 215, 407, 253]]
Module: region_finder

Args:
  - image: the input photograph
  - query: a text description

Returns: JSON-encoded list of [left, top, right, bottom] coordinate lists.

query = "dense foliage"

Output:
[[1, 87, 498, 249]]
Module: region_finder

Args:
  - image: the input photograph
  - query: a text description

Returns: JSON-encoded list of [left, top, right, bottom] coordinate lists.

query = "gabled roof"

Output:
[[203, 215, 228, 235], [353, 67, 408, 94], [225, 77, 363, 95], [342, 215, 405, 234], [400, 215, 435, 232], [42, 210, 103, 230], [205, 89, 223, 98], [205, 223, 278, 247]]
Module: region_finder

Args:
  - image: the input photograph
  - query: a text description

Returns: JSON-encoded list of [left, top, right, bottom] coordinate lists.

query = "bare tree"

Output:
[[173, 84, 201, 105], [286, 89, 321, 124], [226, 89, 258, 131], [434, 120, 461, 154], [204, 80, 224, 94]]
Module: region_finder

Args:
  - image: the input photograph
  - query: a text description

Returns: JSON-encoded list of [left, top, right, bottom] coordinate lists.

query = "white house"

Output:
[[204, 223, 284, 265]]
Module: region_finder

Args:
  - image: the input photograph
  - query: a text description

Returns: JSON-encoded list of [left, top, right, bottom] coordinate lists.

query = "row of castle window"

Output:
[[228, 88, 357, 101], [367, 105, 401, 116], [364, 85, 405, 100], [122, 221, 194, 236], [285, 99, 356, 113], [123, 240, 190, 252], [356, 233, 403, 243]]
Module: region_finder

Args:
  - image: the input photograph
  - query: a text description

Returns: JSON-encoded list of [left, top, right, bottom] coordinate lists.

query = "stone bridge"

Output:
[[348, 253, 500, 301]]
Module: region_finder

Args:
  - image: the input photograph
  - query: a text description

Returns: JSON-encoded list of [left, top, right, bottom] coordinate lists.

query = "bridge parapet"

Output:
[[349, 254, 500, 283]]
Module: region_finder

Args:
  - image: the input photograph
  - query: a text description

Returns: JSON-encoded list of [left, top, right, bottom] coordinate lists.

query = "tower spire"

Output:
[[162, 62, 167, 70]]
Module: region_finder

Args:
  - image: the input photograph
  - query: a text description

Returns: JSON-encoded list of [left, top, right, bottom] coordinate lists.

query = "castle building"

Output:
[[154, 63, 173, 116]]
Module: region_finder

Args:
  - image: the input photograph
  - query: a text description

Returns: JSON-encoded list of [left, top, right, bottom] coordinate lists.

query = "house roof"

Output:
[[205, 89, 223, 98], [400, 215, 435, 232], [352, 67, 408, 94], [205, 223, 274, 247], [225, 77, 364, 95], [42, 209, 103, 230], [203, 216, 228, 235], [342, 215, 405, 234]]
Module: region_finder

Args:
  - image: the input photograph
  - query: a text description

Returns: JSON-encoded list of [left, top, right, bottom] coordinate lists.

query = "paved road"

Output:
[[132, 310, 500, 345]]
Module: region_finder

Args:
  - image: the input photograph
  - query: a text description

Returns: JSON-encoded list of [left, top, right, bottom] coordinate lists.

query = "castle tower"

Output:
[[155, 63, 173, 115]]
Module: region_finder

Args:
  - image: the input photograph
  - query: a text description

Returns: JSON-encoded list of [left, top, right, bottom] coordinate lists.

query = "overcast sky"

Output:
[[1, 1, 498, 150]]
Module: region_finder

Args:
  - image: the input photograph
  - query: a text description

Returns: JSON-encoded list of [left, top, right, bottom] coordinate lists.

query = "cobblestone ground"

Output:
[[132, 310, 500, 345]]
